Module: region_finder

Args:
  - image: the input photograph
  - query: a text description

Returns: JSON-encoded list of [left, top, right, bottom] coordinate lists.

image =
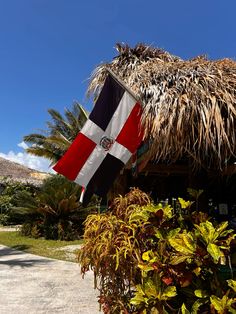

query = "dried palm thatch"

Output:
[[0, 156, 51, 186], [87, 43, 236, 170]]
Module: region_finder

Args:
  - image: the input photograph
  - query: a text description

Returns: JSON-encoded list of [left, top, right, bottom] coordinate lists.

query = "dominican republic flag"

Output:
[[53, 73, 143, 205]]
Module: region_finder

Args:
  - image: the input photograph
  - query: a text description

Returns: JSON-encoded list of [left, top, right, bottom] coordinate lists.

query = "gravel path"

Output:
[[0, 244, 100, 314]]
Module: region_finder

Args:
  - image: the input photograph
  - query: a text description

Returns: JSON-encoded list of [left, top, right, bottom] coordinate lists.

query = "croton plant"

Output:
[[78, 188, 236, 313]]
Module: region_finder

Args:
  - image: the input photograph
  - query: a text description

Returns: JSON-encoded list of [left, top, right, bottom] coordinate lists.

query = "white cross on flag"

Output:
[[53, 73, 143, 205]]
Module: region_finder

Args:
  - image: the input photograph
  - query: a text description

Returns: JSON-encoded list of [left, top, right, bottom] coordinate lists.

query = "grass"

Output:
[[0, 231, 83, 262]]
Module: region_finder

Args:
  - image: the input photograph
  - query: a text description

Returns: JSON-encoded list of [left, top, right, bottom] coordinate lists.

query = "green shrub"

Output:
[[0, 213, 9, 225], [78, 188, 236, 313], [20, 221, 42, 238], [0, 180, 36, 225], [14, 175, 97, 240]]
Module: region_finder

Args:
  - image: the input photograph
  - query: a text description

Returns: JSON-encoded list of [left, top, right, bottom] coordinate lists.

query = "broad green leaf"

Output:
[[169, 231, 196, 255], [207, 243, 222, 263], [162, 205, 173, 218], [170, 255, 189, 265], [178, 198, 192, 209], [138, 263, 155, 272], [142, 251, 158, 264], [142, 251, 151, 261], [210, 295, 224, 311], [130, 285, 146, 306], [191, 299, 208, 314], [187, 188, 203, 199], [193, 267, 201, 276], [229, 307, 236, 314], [155, 230, 163, 239], [210, 295, 234, 312], [161, 286, 177, 300], [181, 303, 190, 314], [167, 228, 181, 239], [227, 279, 236, 292], [144, 279, 158, 297], [130, 292, 145, 306], [216, 221, 228, 235], [195, 221, 216, 244], [194, 289, 208, 298], [129, 211, 149, 223]]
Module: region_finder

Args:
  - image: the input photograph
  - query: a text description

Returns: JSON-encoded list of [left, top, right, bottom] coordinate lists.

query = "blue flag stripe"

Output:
[[82, 153, 124, 205], [89, 75, 125, 131]]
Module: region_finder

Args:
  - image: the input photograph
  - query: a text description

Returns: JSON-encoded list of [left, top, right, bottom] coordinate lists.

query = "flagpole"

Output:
[[79, 186, 85, 203], [105, 67, 143, 107]]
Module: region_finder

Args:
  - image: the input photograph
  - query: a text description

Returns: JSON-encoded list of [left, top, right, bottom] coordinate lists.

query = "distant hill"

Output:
[[0, 156, 51, 186]]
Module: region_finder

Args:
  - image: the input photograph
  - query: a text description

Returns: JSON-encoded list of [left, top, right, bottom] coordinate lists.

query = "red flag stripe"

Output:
[[116, 102, 143, 153], [53, 133, 96, 181], [105, 91, 137, 140]]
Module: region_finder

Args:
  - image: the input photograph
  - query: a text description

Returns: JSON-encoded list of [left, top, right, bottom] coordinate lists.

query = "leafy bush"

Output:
[[0, 179, 36, 225], [0, 213, 10, 225], [78, 188, 236, 313], [13, 175, 97, 240]]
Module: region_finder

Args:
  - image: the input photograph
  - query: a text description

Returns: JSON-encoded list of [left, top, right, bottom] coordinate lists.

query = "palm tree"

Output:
[[12, 175, 96, 240], [24, 102, 88, 164]]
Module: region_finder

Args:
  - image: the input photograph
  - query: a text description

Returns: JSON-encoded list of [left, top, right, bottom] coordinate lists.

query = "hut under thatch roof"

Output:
[[0, 156, 51, 187], [88, 43, 236, 171], [87, 43, 236, 211]]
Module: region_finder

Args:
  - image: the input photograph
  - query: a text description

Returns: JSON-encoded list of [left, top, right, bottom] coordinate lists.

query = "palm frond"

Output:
[[23, 102, 88, 163], [23, 134, 47, 145]]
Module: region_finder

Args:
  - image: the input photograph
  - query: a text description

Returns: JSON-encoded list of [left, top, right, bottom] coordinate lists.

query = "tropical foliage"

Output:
[[12, 175, 96, 240], [78, 188, 236, 313], [23, 102, 88, 164], [0, 179, 36, 225]]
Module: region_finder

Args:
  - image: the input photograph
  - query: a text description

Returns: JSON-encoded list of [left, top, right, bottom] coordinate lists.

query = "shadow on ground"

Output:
[[0, 258, 52, 268], [0, 245, 30, 256], [0, 245, 53, 268]]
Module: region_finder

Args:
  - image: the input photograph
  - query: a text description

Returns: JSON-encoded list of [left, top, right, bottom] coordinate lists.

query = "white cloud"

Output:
[[17, 141, 29, 150], [0, 142, 54, 173]]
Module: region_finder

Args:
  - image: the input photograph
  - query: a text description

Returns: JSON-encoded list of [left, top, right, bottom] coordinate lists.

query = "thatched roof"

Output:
[[87, 43, 236, 170], [0, 157, 51, 186]]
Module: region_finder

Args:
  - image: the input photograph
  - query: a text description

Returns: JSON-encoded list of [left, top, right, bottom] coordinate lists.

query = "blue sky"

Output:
[[0, 0, 235, 172]]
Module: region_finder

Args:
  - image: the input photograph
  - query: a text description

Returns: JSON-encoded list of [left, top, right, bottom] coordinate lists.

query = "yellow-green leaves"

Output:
[[210, 295, 236, 314], [167, 228, 181, 239], [181, 303, 190, 314], [131, 278, 177, 308], [79, 188, 236, 314], [142, 250, 155, 262], [139, 251, 160, 275], [195, 221, 232, 245], [169, 230, 196, 255], [161, 286, 177, 300], [227, 279, 236, 293], [187, 188, 203, 200], [168, 230, 196, 265], [195, 221, 234, 263], [207, 243, 223, 263], [194, 289, 208, 298], [178, 198, 192, 209]]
